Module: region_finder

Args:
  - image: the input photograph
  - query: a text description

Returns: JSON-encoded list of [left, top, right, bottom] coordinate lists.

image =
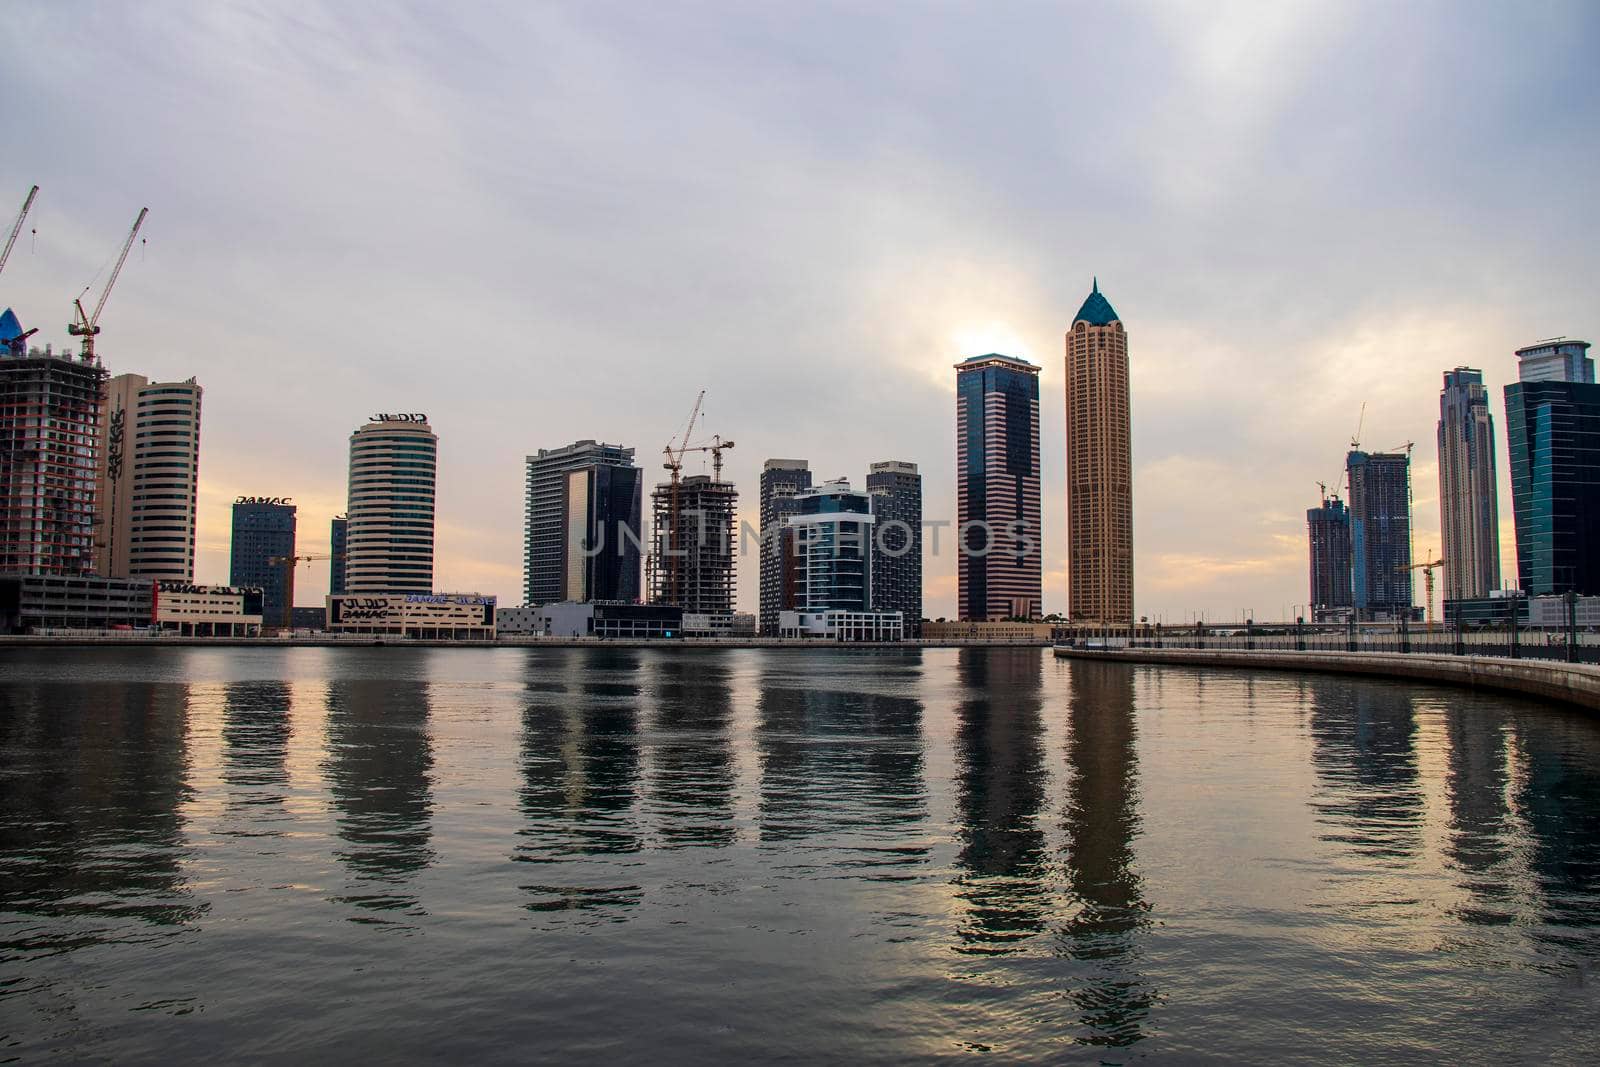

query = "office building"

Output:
[[1307, 492, 1353, 620], [535, 600, 683, 639], [759, 459, 811, 634], [778, 478, 904, 641], [344, 414, 436, 594], [96, 373, 203, 581], [1505, 338, 1600, 596], [1437, 368, 1501, 602], [1347, 450, 1413, 619], [329, 515, 348, 595], [524, 440, 636, 606], [651, 472, 736, 618], [1, 314, 105, 576], [229, 497, 296, 626], [154, 581, 264, 637], [327, 591, 495, 640], [867, 460, 922, 636], [955, 353, 1042, 621], [1064, 279, 1133, 625], [558, 460, 643, 603], [0, 573, 152, 633]]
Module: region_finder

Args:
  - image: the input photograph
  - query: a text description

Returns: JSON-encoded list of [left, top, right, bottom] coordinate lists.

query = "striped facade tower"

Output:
[[955, 353, 1042, 620], [345, 415, 437, 594], [1065, 279, 1133, 624]]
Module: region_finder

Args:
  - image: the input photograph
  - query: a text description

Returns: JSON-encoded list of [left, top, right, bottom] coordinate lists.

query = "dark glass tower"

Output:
[[1504, 338, 1600, 596], [558, 462, 642, 603], [1347, 450, 1412, 620], [329, 515, 348, 595], [229, 500, 297, 624], [524, 441, 636, 605], [1307, 493, 1352, 619], [759, 459, 812, 634], [867, 460, 922, 636], [955, 354, 1042, 621]]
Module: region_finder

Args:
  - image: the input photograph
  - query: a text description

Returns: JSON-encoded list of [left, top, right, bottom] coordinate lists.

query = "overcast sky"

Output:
[[3, 1, 1596, 621]]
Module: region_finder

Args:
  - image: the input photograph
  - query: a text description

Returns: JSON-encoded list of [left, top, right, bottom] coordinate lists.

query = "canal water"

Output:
[[1, 646, 1597, 1063]]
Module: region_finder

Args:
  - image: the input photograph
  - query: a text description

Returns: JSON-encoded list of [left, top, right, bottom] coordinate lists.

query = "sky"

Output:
[[2, 1, 1597, 622]]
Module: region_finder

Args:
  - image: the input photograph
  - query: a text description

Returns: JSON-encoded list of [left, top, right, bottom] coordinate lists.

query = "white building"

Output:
[[345, 414, 437, 594], [154, 581, 262, 636], [779, 609, 903, 642], [327, 592, 494, 639], [496, 605, 544, 634], [97, 374, 203, 581]]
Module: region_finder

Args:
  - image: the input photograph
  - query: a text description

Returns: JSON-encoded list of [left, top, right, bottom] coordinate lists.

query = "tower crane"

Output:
[[658, 392, 705, 603], [1402, 552, 1445, 631], [267, 553, 344, 632], [68, 207, 148, 362], [0, 184, 38, 282]]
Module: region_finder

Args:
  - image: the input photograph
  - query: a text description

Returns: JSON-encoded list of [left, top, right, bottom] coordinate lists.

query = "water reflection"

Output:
[[322, 671, 435, 921], [220, 681, 293, 834], [515, 648, 644, 917], [1510, 717, 1600, 949], [1309, 682, 1423, 860], [0, 680, 203, 947], [1058, 660, 1156, 1048], [950, 648, 1049, 951], [755, 653, 927, 878], [1442, 705, 1513, 923], [646, 653, 736, 849]]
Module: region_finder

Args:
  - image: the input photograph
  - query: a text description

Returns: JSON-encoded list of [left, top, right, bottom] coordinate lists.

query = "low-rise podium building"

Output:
[[154, 582, 264, 636], [327, 592, 496, 639]]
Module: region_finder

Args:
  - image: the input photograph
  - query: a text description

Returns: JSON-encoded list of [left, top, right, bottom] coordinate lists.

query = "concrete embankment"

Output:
[[1053, 646, 1600, 714], [0, 636, 1050, 650]]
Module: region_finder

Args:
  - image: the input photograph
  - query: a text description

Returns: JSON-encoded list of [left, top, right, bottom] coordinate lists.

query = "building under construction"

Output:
[[0, 317, 106, 576], [651, 474, 737, 618]]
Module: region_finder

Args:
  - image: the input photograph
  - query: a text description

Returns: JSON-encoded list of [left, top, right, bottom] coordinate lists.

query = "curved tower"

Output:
[[345, 415, 437, 594], [1065, 279, 1133, 624]]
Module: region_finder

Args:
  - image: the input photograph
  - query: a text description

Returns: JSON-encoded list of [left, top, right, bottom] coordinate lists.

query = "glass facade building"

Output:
[[524, 441, 636, 606], [560, 461, 642, 603], [759, 459, 812, 635], [1505, 338, 1600, 596], [791, 479, 874, 612], [1437, 367, 1501, 601], [344, 416, 437, 594], [229, 500, 297, 625], [1347, 450, 1413, 619], [329, 515, 347, 595], [867, 460, 922, 636], [1307, 494, 1353, 619], [955, 353, 1042, 621]]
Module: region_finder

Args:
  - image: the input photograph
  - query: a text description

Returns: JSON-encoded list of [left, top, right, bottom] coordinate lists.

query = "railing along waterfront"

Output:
[[1075, 624, 1600, 665]]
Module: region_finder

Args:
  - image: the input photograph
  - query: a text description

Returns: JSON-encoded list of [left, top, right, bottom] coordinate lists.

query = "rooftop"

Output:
[[1073, 278, 1120, 326]]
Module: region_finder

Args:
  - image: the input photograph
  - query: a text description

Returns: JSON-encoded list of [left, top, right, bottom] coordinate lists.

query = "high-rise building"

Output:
[[1347, 450, 1412, 619], [329, 515, 348, 595], [1504, 338, 1600, 597], [345, 414, 436, 594], [95, 373, 202, 581], [955, 353, 1042, 621], [1307, 493, 1353, 620], [559, 460, 642, 603], [1437, 367, 1501, 601], [759, 459, 811, 634], [651, 473, 736, 616], [230, 498, 297, 625], [1064, 279, 1133, 625], [0, 314, 104, 576], [867, 460, 921, 636], [524, 441, 637, 605], [791, 478, 874, 613]]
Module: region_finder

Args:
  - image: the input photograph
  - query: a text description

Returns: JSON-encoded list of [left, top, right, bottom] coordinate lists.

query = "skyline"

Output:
[[3, 2, 1597, 620]]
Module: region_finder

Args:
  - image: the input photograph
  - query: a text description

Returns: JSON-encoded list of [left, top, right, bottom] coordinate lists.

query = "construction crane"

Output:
[[267, 553, 343, 632], [658, 392, 706, 603], [0, 184, 38, 282], [68, 207, 148, 363], [1402, 552, 1445, 630]]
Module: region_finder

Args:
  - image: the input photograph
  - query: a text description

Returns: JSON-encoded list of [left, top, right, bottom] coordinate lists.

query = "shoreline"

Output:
[[0, 636, 1051, 650]]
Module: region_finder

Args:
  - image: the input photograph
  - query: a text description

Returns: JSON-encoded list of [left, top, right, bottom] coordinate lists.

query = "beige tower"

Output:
[[95, 373, 203, 581], [1065, 279, 1133, 624]]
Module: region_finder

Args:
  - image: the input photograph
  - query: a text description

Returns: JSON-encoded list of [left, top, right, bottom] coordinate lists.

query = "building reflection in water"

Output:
[[322, 669, 435, 921], [1057, 659, 1156, 1049], [1508, 715, 1600, 946], [755, 652, 927, 878], [646, 652, 736, 849], [0, 678, 205, 948], [1442, 703, 1514, 924], [220, 681, 294, 832], [951, 648, 1049, 950], [1308, 681, 1423, 861], [515, 647, 645, 917]]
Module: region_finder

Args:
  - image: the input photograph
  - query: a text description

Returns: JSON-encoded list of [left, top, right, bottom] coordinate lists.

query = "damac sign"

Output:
[[236, 496, 293, 505], [372, 413, 428, 423]]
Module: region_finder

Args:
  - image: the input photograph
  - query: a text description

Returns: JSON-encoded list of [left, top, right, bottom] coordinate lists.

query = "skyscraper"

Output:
[[230, 498, 297, 624], [759, 458, 811, 634], [1347, 450, 1412, 619], [0, 314, 104, 576], [345, 414, 436, 594], [524, 440, 637, 605], [559, 460, 642, 603], [1307, 493, 1353, 620], [652, 473, 736, 616], [791, 478, 873, 613], [96, 373, 203, 581], [955, 353, 1042, 621], [329, 515, 347, 595], [1437, 367, 1501, 601], [867, 460, 921, 636], [1064, 279, 1133, 625], [1504, 338, 1600, 596]]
